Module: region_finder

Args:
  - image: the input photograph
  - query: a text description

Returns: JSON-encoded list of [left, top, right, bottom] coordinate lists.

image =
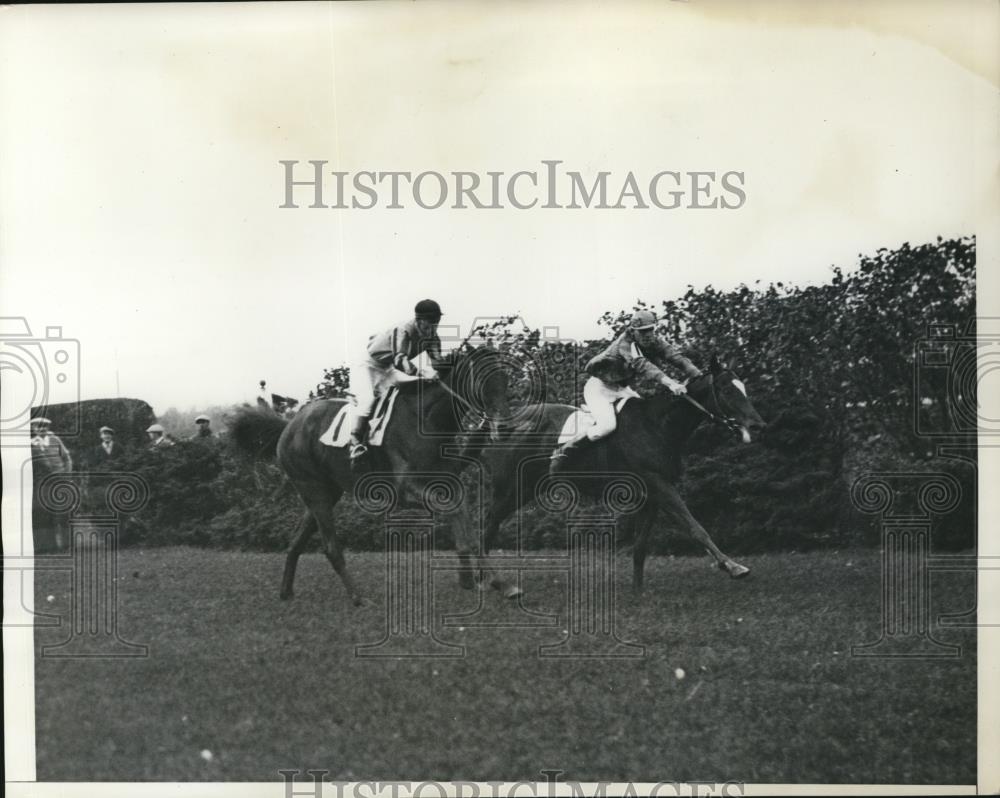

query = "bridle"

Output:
[[681, 375, 743, 435]]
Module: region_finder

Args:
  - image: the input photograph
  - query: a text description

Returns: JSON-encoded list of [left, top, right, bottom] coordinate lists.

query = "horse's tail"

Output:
[[229, 407, 288, 461]]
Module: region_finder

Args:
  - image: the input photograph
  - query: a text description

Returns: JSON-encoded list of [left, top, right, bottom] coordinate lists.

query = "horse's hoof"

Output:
[[727, 563, 751, 579], [503, 585, 524, 600], [279, 590, 294, 601]]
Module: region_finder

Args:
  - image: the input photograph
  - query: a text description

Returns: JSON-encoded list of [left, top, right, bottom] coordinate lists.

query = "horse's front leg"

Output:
[[655, 480, 750, 579], [433, 476, 478, 591], [442, 496, 495, 594], [471, 465, 524, 599], [452, 504, 524, 599]]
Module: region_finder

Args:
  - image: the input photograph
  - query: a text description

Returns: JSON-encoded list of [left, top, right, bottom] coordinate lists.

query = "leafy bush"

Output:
[[108, 433, 384, 551], [46, 237, 975, 555]]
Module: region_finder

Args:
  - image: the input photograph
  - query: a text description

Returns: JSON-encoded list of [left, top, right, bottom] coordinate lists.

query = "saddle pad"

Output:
[[557, 394, 636, 445], [319, 387, 401, 448]]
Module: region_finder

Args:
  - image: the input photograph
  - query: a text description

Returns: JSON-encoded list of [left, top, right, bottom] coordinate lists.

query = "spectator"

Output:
[[191, 415, 215, 439], [31, 417, 73, 472], [30, 417, 72, 552], [146, 423, 173, 448], [92, 425, 125, 465]]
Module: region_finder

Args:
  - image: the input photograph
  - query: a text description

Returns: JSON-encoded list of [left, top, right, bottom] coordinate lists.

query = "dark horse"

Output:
[[231, 344, 513, 605], [482, 354, 765, 591]]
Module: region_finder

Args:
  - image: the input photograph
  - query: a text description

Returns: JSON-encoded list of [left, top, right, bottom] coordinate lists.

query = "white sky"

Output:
[[1, 1, 997, 414]]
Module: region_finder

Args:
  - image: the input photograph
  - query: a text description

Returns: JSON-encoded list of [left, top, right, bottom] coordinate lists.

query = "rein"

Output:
[[681, 380, 742, 434], [434, 347, 490, 427], [436, 378, 488, 424]]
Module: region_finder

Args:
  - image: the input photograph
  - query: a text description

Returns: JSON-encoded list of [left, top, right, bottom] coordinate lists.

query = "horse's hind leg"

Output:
[[656, 481, 750, 579], [628, 503, 657, 593], [300, 483, 364, 606], [280, 510, 318, 600], [448, 511, 478, 591]]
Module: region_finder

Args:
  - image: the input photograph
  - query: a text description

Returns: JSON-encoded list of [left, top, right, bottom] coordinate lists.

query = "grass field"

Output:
[[34, 546, 976, 783]]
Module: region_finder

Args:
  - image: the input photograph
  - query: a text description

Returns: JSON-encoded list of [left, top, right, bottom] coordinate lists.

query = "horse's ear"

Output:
[[709, 353, 723, 375]]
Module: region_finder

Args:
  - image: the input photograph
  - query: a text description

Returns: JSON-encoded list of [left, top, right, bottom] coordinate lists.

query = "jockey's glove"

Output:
[[661, 377, 687, 395]]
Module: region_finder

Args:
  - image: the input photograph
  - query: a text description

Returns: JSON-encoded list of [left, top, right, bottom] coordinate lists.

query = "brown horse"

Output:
[[482, 354, 766, 591], [230, 344, 514, 605]]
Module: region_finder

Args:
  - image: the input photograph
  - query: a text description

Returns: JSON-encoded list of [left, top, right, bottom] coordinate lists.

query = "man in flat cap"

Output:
[[191, 415, 215, 439], [146, 423, 173, 449], [31, 417, 73, 473], [30, 417, 73, 552], [92, 425, 125, 464]]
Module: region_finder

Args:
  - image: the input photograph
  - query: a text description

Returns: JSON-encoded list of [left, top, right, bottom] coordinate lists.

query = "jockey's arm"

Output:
[[417, 333, 447, 380], [632, 357, 687, 395], [648, 336, 702, 379], [390, 325, 420, 376], [392, 352, 418, 376], [669, 353, 702, 379], [425, 333, 445, 367]]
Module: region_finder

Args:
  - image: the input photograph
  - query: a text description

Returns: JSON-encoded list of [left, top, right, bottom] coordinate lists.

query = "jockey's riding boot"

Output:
[[349, 415, 370, 469], [548, 434, 591, 474]]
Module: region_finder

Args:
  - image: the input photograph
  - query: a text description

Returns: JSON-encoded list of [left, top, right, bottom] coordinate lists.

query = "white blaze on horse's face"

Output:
[[726, 378, 752, 442]]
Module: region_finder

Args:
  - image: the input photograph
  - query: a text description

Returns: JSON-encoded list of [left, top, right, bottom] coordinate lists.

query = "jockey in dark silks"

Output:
[[549, 309, 701, 470], [349, 299, 447, 462]]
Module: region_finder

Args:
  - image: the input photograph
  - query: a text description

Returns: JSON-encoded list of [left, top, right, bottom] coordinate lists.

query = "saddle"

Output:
[[556, 393, 637, 444], [319, 387, 401, 448]]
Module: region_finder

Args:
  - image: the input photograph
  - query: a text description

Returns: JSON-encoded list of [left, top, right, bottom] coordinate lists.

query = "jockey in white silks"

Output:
[[549, 309, 702, 470], [348, 299, 447, 463]]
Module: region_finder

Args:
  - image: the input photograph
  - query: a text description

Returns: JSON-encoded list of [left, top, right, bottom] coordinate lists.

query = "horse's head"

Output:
[[705, 353, 766, 443], [440, 343, 511, 442]]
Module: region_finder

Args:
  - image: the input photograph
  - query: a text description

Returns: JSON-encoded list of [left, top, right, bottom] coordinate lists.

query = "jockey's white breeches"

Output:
[[349, 360, 398, 417], [349, 358, 436, 417], [583, 377, 639, 440]]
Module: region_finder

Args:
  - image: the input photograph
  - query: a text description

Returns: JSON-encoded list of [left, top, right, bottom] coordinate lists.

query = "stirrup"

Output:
[[548, 447, 570, 474], [349, 442, 368, 460]]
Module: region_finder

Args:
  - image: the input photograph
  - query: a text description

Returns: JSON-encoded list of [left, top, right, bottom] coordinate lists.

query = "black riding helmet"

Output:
[[414, 298, 443, 322]]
